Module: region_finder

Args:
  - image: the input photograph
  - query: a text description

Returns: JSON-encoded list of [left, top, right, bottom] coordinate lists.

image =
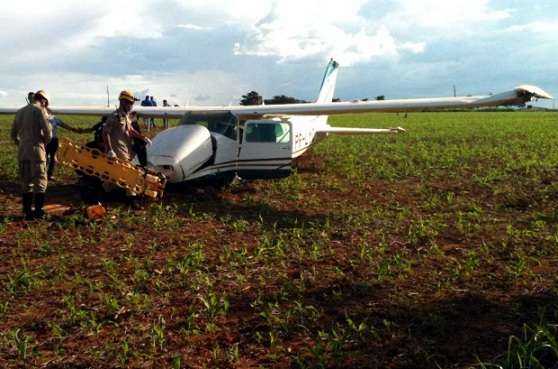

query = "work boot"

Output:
[[33, 193, 46, 219], [22, 193, 33, 220], [126, 195, 144, 210]]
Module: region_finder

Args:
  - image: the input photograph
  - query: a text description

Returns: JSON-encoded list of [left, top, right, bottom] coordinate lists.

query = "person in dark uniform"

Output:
[[78, 115, 108, 151], [73, 116, 109, 203], [130, 111, 148, 167]]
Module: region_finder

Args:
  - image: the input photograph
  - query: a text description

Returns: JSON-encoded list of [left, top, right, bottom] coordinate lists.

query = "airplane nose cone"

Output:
[[147, 125, 214, 182]]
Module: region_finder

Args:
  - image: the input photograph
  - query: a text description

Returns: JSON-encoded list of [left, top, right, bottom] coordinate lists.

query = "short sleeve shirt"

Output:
[[102, 109, 134, 161], [11, 104, 52, 162]]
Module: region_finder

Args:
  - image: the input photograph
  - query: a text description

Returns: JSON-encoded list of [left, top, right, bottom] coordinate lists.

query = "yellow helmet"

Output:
[[119, 90, 136, 103], [34, 90, 50, 104]]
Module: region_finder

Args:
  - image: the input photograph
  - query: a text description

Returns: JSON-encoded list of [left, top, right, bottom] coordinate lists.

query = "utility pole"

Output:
[[106, 85, 110, 107], [453, 84, 456, 97]]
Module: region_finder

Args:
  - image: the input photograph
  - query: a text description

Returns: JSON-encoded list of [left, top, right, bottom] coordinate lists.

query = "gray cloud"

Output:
[[0, 0, 555, 108]]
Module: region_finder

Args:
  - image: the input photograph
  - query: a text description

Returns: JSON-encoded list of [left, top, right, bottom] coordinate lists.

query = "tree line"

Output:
[[240, 91, 386, 105]]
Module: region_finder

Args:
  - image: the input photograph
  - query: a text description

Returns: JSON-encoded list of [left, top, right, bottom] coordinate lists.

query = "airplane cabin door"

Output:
[[237, 121, 293, 179]]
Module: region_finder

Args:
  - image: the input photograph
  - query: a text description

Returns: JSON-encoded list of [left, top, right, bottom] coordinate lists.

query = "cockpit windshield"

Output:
[[180, 112, 238, 140]]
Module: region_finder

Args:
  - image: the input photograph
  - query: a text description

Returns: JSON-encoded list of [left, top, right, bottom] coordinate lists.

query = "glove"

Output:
[[107, 150, 117, 159], [144, 137, 152, 146]]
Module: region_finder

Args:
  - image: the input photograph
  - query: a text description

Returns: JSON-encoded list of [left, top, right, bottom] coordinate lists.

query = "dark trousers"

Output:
[[133, 140, 147, 167], [46, 137, 59, 178]]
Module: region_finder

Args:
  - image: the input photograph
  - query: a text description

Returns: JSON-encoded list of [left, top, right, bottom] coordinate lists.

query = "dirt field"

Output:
[[1, 112, 558, 368]]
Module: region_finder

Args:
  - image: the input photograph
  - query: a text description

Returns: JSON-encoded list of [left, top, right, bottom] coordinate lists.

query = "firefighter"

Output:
[[10, 90, 52, 219], [101, 90, 151, 207], [102, 90, 151, 161]]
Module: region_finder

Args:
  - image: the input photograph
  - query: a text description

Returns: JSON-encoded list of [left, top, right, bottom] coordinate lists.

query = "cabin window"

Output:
[[180, 112, 238, 140], [245, 123, 291, 143]]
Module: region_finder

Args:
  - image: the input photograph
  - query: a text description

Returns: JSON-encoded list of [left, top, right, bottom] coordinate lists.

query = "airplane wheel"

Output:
[[212, 173, 236, 188], [78, 176, 103, 204]]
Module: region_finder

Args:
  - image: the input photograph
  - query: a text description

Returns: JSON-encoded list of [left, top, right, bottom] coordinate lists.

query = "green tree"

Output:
[[240, 91, 263, 105], [264, 95, 308, 105]]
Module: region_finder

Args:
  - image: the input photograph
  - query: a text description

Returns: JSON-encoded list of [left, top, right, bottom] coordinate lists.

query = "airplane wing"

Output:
[[0, 85, 551, 118], [225, 85, 552, 118]]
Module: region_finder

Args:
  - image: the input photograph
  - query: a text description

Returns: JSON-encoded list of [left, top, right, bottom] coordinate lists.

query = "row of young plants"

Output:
[[1, 112, 558, 368]]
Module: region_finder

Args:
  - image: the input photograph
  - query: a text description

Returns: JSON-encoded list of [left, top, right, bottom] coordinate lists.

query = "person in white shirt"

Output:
[[45, 109, 81, 180]]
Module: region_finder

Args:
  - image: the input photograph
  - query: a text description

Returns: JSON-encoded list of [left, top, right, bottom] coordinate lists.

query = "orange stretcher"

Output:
[[57, 138, 166, 200]]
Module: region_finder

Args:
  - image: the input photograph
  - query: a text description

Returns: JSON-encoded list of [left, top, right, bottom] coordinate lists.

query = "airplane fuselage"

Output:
[[144, 111, 323, 184]]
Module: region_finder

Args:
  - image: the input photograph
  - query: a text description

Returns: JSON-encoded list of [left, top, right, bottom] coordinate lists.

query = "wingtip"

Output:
[[515, 85, 553, 100]]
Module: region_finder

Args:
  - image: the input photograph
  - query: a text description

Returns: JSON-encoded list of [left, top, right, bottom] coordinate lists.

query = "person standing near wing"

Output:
[[141, 95, 154, 129], [149, 96, 157, 128], [45, 108, 81, 180], [162, 99, 170, 129], [10, 90, 52, 219]]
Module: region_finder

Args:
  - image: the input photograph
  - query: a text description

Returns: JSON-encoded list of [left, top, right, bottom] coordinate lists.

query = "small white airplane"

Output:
[[1, 60, 553, 184]]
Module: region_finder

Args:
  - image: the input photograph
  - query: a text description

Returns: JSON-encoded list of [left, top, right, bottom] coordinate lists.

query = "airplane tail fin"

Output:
[[316, 59, 339, 103]]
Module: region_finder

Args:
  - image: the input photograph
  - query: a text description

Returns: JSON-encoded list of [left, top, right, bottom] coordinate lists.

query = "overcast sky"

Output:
[[0, 0, 556, 107]]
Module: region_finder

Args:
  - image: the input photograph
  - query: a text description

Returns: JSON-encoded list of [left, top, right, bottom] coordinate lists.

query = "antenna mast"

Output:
[[106, 85, 110, 107]]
